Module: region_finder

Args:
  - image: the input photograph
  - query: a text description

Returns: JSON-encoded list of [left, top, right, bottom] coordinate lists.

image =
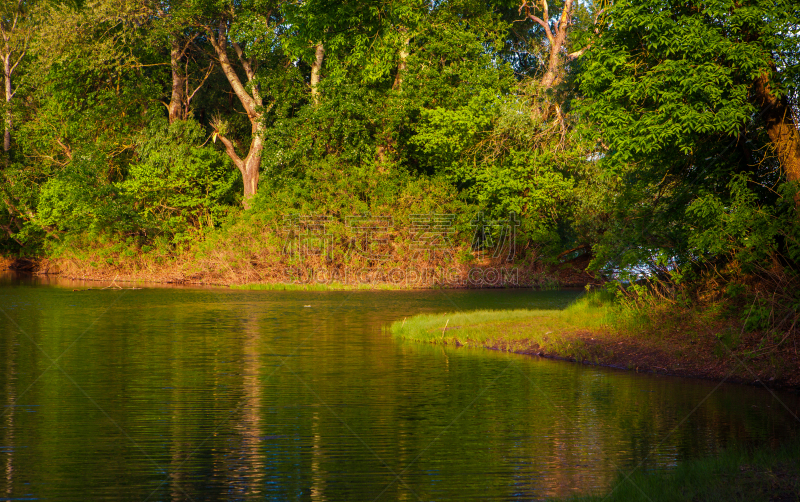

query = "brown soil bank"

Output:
[[487, 326, 800, 391]]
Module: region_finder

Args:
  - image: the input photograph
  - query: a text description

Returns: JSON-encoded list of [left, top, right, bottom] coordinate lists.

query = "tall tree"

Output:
[[309, 41, 323, 104], [148, 0, 213, 123], [195, 0, 283, 209], [0, 0, 34, 152]]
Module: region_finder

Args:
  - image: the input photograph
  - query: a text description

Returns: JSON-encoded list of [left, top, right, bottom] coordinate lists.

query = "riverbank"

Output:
[[3, 253, 595, 289], [390, 292, 800, 390], [561, 438, 800, 502]]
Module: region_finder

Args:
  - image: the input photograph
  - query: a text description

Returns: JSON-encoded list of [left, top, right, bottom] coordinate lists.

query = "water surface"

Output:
[[0, 275, 797, 501]]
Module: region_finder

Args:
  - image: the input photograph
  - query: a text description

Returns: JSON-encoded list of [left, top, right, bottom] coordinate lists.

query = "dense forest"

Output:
[[0, 0, 798, 299]]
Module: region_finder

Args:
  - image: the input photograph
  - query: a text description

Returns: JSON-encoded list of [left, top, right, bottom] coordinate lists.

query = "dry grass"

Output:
[[22, 218, 577, 288]]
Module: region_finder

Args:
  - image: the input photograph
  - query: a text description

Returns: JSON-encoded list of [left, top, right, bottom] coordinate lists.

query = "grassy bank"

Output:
[[392, 292, 614, 361], [391, 291, 800, 389], [562, 439, 800, 502]]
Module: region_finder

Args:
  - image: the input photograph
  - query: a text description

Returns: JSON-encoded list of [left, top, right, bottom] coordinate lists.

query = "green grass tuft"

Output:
[[390, 291, 616, 352]]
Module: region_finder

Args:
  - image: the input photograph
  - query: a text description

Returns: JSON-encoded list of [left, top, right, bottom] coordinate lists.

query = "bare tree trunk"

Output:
[[519, 0, 575, 90], [310, 42, 325, 105], [168, 37, 186, 124], [754, 74, 800, 184], [376, 30, 411, 170], [215, 129, 263, 210], [242, 131, 263, 205], [392, 28, 410, 91], [0, 1, 32, 154], [539, 18, 568, 89], [206, 20, 267, 209], [3, 55, 11, 152]]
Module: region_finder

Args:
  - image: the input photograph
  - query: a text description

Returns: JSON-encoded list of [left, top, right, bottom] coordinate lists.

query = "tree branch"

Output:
[[231, 41, 262, 105], [567, 45, 590, 60], [205, 20, 258, 117], [557, 0, 573, 35], [214, 131, 244, 171], [517, 1, 555, 43], [9, 47, 26, 77], [231, 41, 254, 81], [186, 62, 214, 104], [566, 7, 604, 61]]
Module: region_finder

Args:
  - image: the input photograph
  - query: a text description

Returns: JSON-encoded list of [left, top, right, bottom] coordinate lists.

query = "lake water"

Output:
[[0, 275, 798, 501]]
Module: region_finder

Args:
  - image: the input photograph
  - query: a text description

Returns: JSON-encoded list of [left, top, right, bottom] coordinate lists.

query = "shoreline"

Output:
[[390, 305, 800, 392], [4, 270, 573, 291], [3, 255, 596, 290], [7, 259, 797, 391], [483, 339, 794, 391], [430, 332, 800, 392]]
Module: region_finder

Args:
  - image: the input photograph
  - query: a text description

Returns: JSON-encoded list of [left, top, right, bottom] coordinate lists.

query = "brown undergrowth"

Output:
[[609, 266, 800, 388], [9, 217, 597, 288], [31, 252, 583, 289]]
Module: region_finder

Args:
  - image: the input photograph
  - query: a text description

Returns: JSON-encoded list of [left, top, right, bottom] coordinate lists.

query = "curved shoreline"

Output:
[[391, 307, 800, 392], [483, 340, 794, 391], [6, 262, 798, 391]]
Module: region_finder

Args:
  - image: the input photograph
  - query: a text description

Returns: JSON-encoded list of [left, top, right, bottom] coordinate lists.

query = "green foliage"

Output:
[[118, 116, 240, 243], [579, 0, 800, 274], [0, 0, 602, 268], [414, 90, 578, 248], [686, 175, 800, 267], [35, 147, 138, 236], [3, 0, 797, 316], [281, 0, 426, 85], [580, 0, 795, 162]]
